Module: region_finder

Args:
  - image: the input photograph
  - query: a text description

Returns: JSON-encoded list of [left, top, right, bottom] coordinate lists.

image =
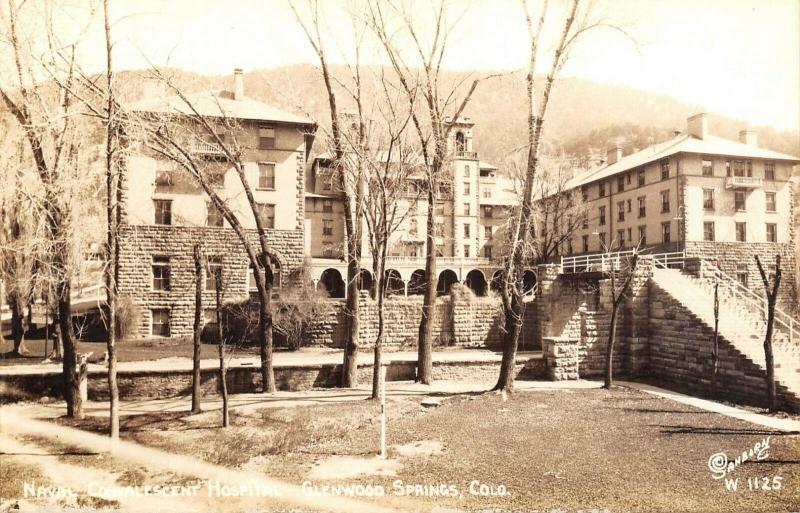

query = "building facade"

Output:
[[557, 113, 800, 306], [118, 70, 315, 338]]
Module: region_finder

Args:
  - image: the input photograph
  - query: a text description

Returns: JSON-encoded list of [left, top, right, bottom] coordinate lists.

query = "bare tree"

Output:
[[711, 278, 719, 394], [367, 0, 496, 384], [603, 250, 639, 389], [191, 243, 203, 414], [755, 254, 781, 413], [495, 0, 626, 392], [289, 0, 367, 387]]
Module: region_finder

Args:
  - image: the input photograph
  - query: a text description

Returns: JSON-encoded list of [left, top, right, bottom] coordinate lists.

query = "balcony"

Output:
[[192, 141, 227, 157], [726, 176, 763, 189], [455, 150, 478, 159]]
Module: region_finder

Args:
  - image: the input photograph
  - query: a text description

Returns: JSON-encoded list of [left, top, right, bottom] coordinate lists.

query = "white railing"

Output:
[[699, 259, 799, 344], [456, 150, 478, 159], [726, 176, 763, 189], [192, 141, 227, 155], [561, 249, 685, 274]]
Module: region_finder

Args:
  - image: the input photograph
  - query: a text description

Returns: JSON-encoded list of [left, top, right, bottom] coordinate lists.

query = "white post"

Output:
[[379, 363, 387, 459]]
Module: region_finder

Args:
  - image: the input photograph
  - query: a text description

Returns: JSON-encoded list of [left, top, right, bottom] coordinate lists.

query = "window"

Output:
[[463, 245, 470, 258], [626, 173, 632, 184], [435, 221, 444, 237], [660, 190, 670, 213], [482, 206, 493, 218], [638, 225, 646, 246], [153, 199, 172, 225], [734, 190, 746, 211], [582, 235, 589, 253], [733, 160, 745, 177], [464, 165, 470, 177], [582, 212, 589, 229], [765, 162, 775, 181], [155, 165, 173, 186], [152, 256, 171, 291], [637, 169, 645, 186], [735, 222, 746, 242], [599, 206, 606, 226], [599, 181, 606, 198], [765, 192, 776, 212], [322, 219, 333, 237], [567, 238, 574, 254], [484, 225, 493, 239], [322, 199, 333, 213], [151, 309, 170, 337], [322, 173, 333, 191], [627, 227, 632, 244], [617, 201, 625, 222], [617, 229, 625, 248], [617, 175, 625, 192], [746, 160, 753, 177], [463, 203, 471, 216], [581, 186, 588, 202], [435, 203, 445, 216], [736, 264, 748, 287], [206, 255, 223, 291], [703, 222, 715, 242], [464, 223, 471, 238], [725, 160, 732, 177], [483, 245, 492, 259], [637, 196, 646, 218], [702, 158, 713, 177], [626, 199, 631, 213], [463, 182, 471, 195], [703, 188, 715, 210], [258, 126, 275, 149], [660, 159, 669, 180], [766, 223, 777, 243], [256, 203, 275, 228], [257, 162, 275, 189], [661, 222, 671, 243], [207, 201, 224, 227], [409, 218, 418, 236]]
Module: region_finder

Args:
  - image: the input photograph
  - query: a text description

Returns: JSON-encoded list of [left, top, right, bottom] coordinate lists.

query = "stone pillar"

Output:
[[543, 336, 580, 380], [533, 263, 561, 349]]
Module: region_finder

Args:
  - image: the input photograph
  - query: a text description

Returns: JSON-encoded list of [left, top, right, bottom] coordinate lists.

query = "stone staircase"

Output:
[[651, 266, 800, 400]]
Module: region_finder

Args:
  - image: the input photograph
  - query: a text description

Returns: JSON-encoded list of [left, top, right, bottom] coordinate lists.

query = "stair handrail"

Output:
[[699, 258, 798, 344]]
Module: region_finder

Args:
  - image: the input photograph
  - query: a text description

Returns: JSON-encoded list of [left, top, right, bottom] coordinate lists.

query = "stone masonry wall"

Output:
[[684, 241, 796, 312], [118, 225, 304, 338]]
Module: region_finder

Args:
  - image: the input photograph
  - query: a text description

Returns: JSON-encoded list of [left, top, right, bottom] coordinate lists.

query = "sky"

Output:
[[15, 0, 800, 132]]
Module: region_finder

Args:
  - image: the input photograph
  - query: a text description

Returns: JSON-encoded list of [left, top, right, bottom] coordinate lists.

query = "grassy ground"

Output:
[[0, 337, 260, 366], [7, 386, 797, 513]]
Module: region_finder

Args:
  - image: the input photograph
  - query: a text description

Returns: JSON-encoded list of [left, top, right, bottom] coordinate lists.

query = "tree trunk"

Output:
[[58, 279, 81, 418], [417, 180, 437, 384], [764, 299, 776, 412], [341, 250, 361, 388], [711, 280, 719, 395], [494, 287, 524, 392], [604, 302, 620, 389], [258, 284, 275, 393], [214, 269, 229, 427], [191, 244, 203, 414], [9, 292, 26, 356], [372, 255, 387, 400]]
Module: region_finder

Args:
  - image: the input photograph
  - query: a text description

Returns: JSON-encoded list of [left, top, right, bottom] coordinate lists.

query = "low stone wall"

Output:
[[0, 356, 546, 402]]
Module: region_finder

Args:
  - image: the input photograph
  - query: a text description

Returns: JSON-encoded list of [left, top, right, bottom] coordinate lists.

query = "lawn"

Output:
[[7, 386, 798, 513], [0, 337, 260, 366]]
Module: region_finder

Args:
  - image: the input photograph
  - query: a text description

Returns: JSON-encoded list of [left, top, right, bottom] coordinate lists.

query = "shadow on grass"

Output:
[[656, 425, 794, 436], [624, 408, 711, 414]]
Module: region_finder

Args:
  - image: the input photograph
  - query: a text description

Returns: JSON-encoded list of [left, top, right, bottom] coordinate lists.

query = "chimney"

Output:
[[606, 144, 623, 165], [233, 68, 244, 100], [686, 113, 708, 140], [739, 129, 758, 147]]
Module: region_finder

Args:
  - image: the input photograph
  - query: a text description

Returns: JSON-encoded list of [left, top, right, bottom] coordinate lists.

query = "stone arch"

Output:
[[408, 269, 426, 295], [384, 269, 404, 296], [437, 269, 459, 296], [523, 270, 537, 295], [357, 269, 373, 292], [320, 268, 345, 298], [465, 269, 487, 297], [490, 270, 504, 293]]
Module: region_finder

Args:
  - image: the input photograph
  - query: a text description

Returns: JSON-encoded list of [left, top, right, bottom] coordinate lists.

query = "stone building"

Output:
[[556, 113, 800, 307], [305, 117, 524, 298], [118, 69, 316, 338]]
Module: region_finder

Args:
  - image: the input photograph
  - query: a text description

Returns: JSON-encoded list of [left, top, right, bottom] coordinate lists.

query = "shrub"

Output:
[[115, 295, 141, 339]]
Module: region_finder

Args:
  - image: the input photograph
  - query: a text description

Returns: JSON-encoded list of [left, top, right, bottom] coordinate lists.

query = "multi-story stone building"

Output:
[[304, 117, 521, 298], [119, 70, 316, 338], [558, 113, 800, 306]]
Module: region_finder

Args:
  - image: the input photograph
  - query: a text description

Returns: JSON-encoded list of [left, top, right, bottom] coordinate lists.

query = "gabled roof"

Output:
[[130, 90, 315, 126], [568, 133, 800, 189]]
